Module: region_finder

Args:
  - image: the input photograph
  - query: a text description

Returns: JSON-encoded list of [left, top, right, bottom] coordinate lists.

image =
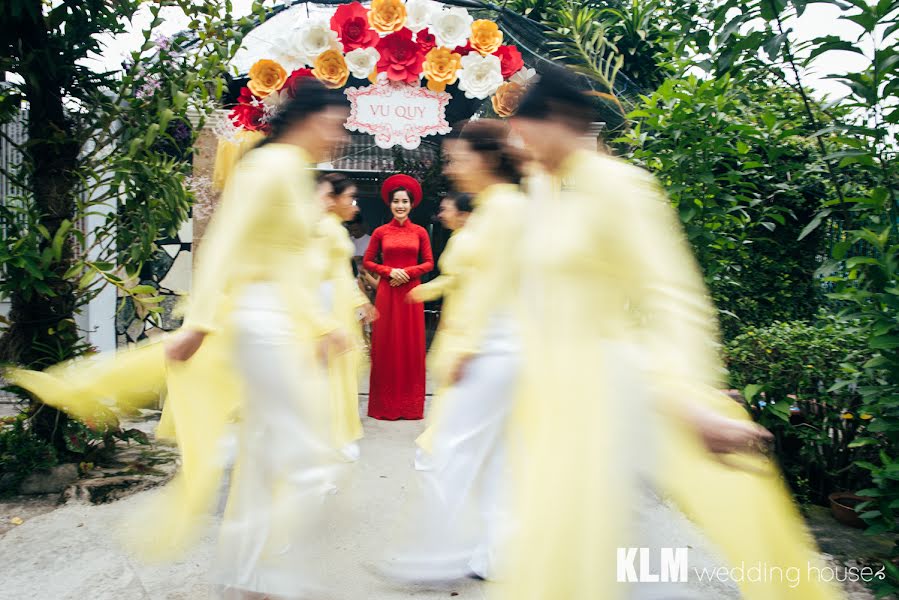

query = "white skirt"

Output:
[[212, 284, 345, 599], [384, 315, 520, 581]]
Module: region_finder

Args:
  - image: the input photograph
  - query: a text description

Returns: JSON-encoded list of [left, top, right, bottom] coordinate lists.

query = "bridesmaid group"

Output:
[[8, 71, 845, 600]]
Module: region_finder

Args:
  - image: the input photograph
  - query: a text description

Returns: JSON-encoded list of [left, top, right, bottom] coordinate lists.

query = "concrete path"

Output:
[[0, 397, 751, 600]]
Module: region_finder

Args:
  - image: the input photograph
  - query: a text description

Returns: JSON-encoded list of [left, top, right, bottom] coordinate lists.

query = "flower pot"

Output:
[[828, 492, 871, 529]]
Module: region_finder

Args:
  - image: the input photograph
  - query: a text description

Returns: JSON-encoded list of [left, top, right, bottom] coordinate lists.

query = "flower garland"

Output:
[[229, 0, 537, 133]]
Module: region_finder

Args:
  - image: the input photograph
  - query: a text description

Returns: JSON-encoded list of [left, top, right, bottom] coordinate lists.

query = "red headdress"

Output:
[[381, 174, 423, 208]]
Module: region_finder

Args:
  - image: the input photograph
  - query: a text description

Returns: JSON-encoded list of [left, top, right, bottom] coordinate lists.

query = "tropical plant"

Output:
[[0, 0, 265, 451], [725, 316, 877, 504]]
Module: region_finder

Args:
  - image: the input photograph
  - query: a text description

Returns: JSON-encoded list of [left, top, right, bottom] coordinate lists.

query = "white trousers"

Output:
[[212, 284, 344, 599], [386, 317, 520, 581]]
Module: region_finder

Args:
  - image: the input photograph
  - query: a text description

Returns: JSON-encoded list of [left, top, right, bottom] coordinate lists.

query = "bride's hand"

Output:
[[390, 268, 410, 284]]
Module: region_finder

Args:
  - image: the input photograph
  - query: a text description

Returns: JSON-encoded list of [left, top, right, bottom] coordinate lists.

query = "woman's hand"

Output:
[[390, 268, 410, 285], [317, 329, 350, 363], [688, 405, 773, 456], [360, 303, 378, 325], [407, 287, 425, 303], [448, 354, 473, 385], [165, 329, 207, 362]]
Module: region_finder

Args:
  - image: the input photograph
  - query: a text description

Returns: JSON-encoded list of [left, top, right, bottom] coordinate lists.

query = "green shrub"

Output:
[[725, 316, 877, 504], [0, 415, 58, 493]]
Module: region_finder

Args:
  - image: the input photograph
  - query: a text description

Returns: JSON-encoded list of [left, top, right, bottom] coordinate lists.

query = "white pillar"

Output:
[[75, 125, 118, 353]]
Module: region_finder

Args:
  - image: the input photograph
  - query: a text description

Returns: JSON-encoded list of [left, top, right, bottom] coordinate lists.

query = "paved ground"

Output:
[[0, 373, 875, 599]]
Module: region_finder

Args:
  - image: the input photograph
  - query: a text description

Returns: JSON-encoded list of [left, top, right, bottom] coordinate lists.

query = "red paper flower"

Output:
[[453, 41, 475, 56], [377, 29, 424, 84], [285, 68, 315, 97], [230, 102, 266, 132], [237, 86, 257, 104], [331, 2, 379, 51], [495, 45, 524, 79], [416, 28, 437, 55]]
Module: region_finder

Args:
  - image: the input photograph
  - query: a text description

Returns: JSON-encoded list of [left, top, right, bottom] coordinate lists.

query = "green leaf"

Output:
[[849, 438, 881, 448], [807, 36, 867, 62], [130, 285, 157, 295], [799, 209, 831, 240], [760, 0, 789, 21], [870, 336, 899, 350], [128, 138, 141, 158], [763, 33, 789, 60], [51, 220, 72, 261], [145, 123, 160, 147]]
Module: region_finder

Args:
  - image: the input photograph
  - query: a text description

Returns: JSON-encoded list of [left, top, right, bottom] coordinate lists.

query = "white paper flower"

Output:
[[457, 53, 503, 100], [272, 33, 307, 72], [295, 18, 342, 66], [345, 47, 380, 80], [262, 88, 289, 120], [431, 6, 473, 50], [405, 0, 436, 33], [510, 67, 538, 87]]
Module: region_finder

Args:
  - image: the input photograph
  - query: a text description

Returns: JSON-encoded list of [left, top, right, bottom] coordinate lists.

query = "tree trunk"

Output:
[[0, 0, 82, 451]]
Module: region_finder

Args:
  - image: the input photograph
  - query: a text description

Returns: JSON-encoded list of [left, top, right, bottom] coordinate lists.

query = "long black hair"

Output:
[[318, 172, 355, 196], [515, 64, 595, 132], [446, 192, 474, 214], [261, 78, 346, 144], [454, 119, 525, 184]]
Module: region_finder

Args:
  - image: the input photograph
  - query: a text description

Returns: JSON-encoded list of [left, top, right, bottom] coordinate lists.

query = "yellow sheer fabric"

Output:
[[8, 142, 335, 560], [416, 184, 525, 452], [212, 130, 265, 192], [493, 150, 841, 600], [426, 184, 525, 387], [317, 212, 368, 448]]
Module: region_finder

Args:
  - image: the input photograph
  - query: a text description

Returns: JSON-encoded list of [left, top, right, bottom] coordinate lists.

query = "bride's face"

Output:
[[391, 191, 412, 220]]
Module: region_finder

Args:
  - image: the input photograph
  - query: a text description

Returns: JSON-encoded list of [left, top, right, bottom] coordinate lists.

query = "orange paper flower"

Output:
[[492, 81, 525, 118], [368, 0, 407, 34], [313, 49, 350, 89], [247, 59, 288, 98], [423, 47, 462, 93], [470, 20, 503, 56]]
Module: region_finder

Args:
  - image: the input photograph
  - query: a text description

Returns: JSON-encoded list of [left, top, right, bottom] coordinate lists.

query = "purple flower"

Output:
[[153, 35, 172, 51]]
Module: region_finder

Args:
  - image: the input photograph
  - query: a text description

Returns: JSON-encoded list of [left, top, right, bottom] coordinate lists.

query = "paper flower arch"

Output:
[[228, 1, 535, 134]]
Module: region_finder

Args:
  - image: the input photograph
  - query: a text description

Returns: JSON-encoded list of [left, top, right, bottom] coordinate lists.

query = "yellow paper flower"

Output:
[[423, 47, 462, 93], [861, 413, 873, 420], [842, 412, 854, 420], [313, 49, 350, 89], [492, 81, 525, 117], [247, 59, 288, 98], [369, 0, 407, 34], [470, 20, 503, 56]]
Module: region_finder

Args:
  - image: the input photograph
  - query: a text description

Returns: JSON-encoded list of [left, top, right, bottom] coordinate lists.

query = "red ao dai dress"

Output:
[[363, 218, 434, 420]]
